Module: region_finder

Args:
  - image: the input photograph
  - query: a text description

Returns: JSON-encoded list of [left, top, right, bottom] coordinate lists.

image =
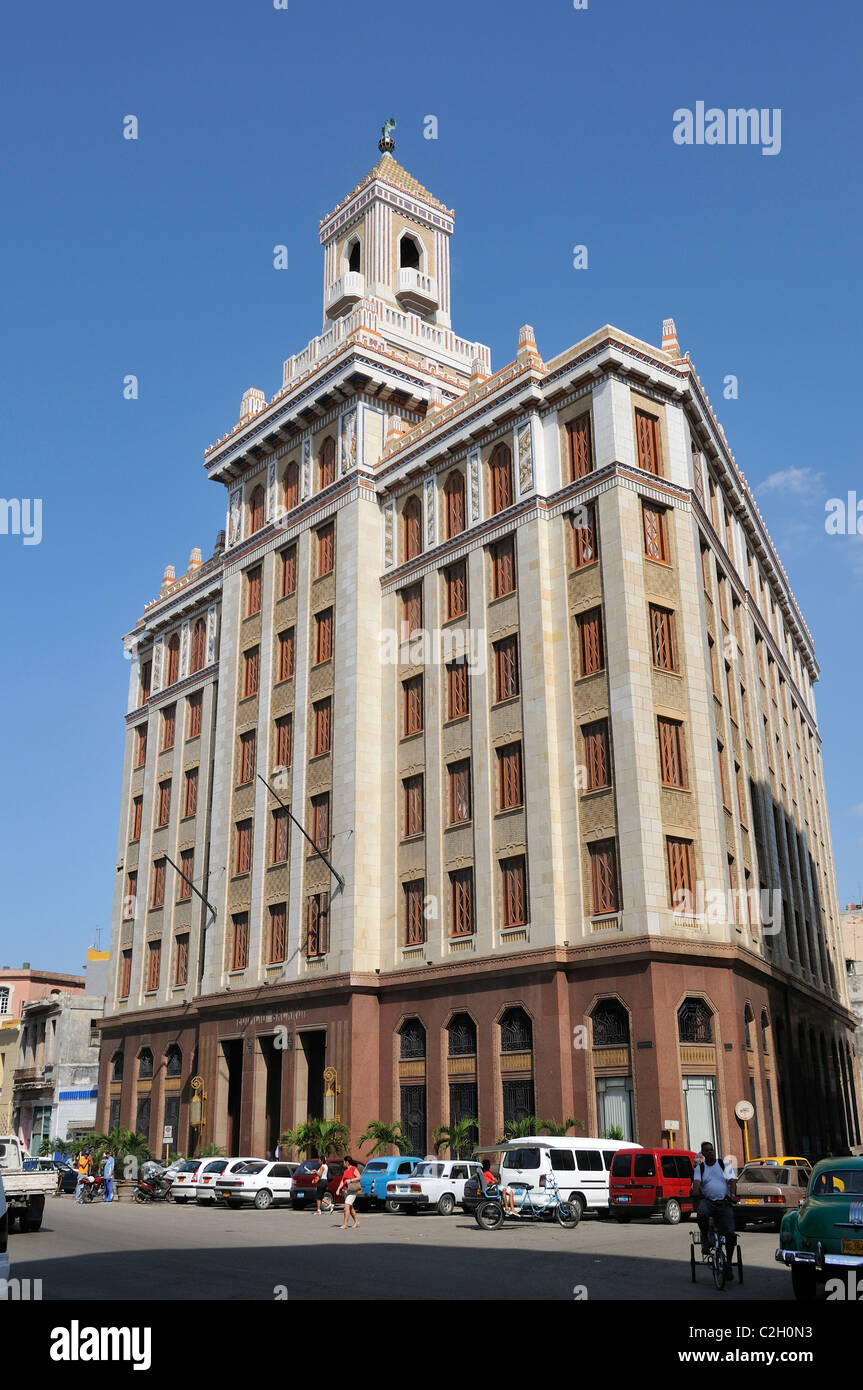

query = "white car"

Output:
[[169, 1158, 205, 1202], [215, 1159, 298, 1210], [0, 1171, 9, 1284], [192, 1157, 261, 1203], [386, 1158, 483, 1214]]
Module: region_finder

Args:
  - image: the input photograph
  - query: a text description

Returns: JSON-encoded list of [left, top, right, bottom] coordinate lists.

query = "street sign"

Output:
[[663, 1120, 680, 1131], [163, 1126, 173, 1143], [735, 1100, 754, 1122]]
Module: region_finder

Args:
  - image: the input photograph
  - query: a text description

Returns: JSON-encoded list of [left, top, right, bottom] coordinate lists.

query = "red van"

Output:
[[609, 1147, 697, 1224]]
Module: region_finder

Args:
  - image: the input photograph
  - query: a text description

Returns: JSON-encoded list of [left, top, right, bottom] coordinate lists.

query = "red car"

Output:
[[609, 1147, 698, 1224], [290, 1159, 348, 1211]]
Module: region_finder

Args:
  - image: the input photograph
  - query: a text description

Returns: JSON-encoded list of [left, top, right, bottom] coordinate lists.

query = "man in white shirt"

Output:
[[691, 1141, 739, 1280]]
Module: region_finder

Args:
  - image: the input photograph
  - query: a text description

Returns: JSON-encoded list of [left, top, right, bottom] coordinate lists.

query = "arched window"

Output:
[[347, 238, 361, 274], [138, 1047, 154, 1080], [0, 987, 8, 1016], [399, 1017, 426, 1059], [250, 485, 265, 534], [319, 437, 336, 489], [500, 1007, 532, 1053], [591, 998, 630, 1047], [191, 619, 206, 674], [165, 1044, 182, 1078], [677, 998, 714, 1044], [444, 471, 466, 538], [489, 443, 513, 515], [447, 1013, 477, 1056], [284, 461, 299, 512], [760, 1009, 770, 1054], [399, 235, 421, 270], [111, 1050, 124, 1082], [403, 496, 423, 560], [743, 1004, 754, 1050], [166, 634, 180, 685]]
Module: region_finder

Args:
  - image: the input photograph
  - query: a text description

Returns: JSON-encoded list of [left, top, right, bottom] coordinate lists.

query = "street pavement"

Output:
[[8, 1195, 799, 1301]]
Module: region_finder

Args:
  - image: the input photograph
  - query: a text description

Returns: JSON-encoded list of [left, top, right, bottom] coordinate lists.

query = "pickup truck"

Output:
[[0, 1135, 54, 1232]]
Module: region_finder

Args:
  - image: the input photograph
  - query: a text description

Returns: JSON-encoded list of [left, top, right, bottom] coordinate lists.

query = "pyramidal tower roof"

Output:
[[320, 126, 453, 230]]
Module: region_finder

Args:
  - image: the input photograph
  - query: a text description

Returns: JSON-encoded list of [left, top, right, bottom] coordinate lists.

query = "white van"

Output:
[[495, 1137, 642, 1219]]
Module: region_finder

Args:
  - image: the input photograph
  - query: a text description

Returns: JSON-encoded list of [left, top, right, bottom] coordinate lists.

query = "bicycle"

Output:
[[690, 1201, 744, 1290], [475, 1172, 580, 1230]]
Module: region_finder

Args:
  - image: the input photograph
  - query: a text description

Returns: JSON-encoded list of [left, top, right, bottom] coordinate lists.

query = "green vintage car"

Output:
[[776, 1156, 863, 1299]]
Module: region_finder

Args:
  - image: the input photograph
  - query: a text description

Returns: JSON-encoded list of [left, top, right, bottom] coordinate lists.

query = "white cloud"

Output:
[[756, 467, 825, 498]]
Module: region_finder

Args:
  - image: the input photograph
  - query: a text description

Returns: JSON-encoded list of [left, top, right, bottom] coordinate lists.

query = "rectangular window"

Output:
[[402, 583, 423, 638], [247, 565, 262, 616], [157, 779, 171, 827], [649, 605, 677, 671], [448, 760, 472, 825], [235, 820, 252, 875], [187, 692, 202, 739], [491, 536, 516, 598], [658, 717, 686, 788], [447, 661, 470, 719], [735, 762, 746, 824], [315, 609, 333, 663], [494, 635, 520, 702], [717, 742, 730, 807], [589, 840, 619, 915], [130, 796, 143, 842], [231, 914, 249, 971], [275, 714, 293, 768], [145, 941, 161, 993], [446, 561, 468, 619], [306, 893, 329, 957], [151, 859, 166, 909], [278, 628, 295, 681], [311, 793, 330, 851], [403, 774, 424, 838], [403, 675, 424, 735], [243, 647, 260, 698], [642, 503, 668, 562], [174, 934, 189, 987], [178, 849, 193, 901], [450, 868, 474, 937], [239, 730, 256, 784], [269, 904, 287, 964], [140, 660, 152, 705], [635, 409, 661, 475], [667, 836, 695, 909], [317, 522, 334, 577], [162, 705, 176, 751], [583, 720, 611, 790], [313, 698, 332, 756], [708, 636, 719, 695], [123, 871, 137, 919], [120, 949, 132, 999], [568, 412, 593, 480], [573, 503, 597, 569], [497, 742, 523, 810], [135, 725, 148, 767], [404, 880, 426, 946], [183, 767, 199, 818], [501, 856, 527, 927], [271, 805, 290, 864], [281, 544, 297, 597], [577, 609, 604, 676]]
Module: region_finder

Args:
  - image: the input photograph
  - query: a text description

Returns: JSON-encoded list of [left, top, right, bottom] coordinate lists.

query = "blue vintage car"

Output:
[[359, 1155, 423, 1211], [776, 1156, 863, 1299]]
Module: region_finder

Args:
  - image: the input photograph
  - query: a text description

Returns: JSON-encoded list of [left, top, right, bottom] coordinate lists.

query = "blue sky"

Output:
[[1, 0, 861, 974]]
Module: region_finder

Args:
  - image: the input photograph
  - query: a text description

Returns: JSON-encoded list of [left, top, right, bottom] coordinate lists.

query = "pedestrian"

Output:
[[314, 1155, 329, 1215], [74, 1148, 93, 1205], [337, 1156, 362, 1229], [274, 1141, 280, 1160], [102, 1149, 115, 1203]]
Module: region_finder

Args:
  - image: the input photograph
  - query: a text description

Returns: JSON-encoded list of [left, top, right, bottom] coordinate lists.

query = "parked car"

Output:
[[777, 1156, 863, 1299], [170, 1159, 205, 1202], [609, 1148, 698, 1224], [359, 1156, 423, 1211], [464, 1138, 640, 1220], [386, 1158, 483, 1214], [752, 1154, 813, 1175], [290, 1158, 351, 1210], [192, 1157, 261, 1204], [0, 1169, 9, 1285], [216, 1160, 299, 1210], [735, 1161, 809, 1231]]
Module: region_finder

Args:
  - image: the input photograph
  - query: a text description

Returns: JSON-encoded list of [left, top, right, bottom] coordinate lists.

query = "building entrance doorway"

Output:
[[295, 1030, 325, 1124], [260, 1036, 283, 1156], [221, 1039, 244, 1155]]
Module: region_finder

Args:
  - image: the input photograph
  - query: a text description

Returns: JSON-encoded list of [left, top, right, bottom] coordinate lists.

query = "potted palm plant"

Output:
[[357, 1120, 412, 1156]]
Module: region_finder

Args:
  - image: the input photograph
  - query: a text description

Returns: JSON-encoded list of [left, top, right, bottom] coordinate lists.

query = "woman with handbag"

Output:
[[337, 1156, 362, 1229]]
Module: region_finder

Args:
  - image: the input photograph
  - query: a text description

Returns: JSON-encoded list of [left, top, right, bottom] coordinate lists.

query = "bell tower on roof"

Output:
[[319, 121, 454, 330]]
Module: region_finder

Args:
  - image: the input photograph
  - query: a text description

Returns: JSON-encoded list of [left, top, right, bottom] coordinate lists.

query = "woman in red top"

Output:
[[337, 1156, 361, 1230]]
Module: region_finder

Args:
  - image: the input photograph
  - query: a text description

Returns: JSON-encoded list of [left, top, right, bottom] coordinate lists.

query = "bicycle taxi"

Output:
[[467, 1145, 581, 1231]]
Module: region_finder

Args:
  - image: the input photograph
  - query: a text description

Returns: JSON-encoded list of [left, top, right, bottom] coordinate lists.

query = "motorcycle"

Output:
[[133, 1165, 173, 1203], [78, 1174, 107, 1204]]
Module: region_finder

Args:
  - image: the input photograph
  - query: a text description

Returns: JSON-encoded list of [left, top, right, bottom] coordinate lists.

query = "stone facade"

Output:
[[98, 149, 861, 1165]]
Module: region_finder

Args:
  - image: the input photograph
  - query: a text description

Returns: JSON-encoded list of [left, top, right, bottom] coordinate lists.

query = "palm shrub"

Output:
[[432, 1117, 478, 1159], [495, 1115, 545, 1143], [39, 1135, 72, 1159], [603, 1125, 624, 1141], [357, 1120, 412, 1156], [199, 1141, 226, 1158], [536, 1117, 584, 1137], [280, 1119, 350, 1159]]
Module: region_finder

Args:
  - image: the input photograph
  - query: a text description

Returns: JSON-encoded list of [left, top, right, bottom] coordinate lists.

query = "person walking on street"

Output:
[[74, 1148, 93, 1205], [102, 1149, 115, 1203], [337, 1157, 362, 1229], [315, 1156, 329, 1215]]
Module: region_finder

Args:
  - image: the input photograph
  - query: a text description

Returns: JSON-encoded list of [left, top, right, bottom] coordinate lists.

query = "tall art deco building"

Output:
[[99, 137, 861, 1163]]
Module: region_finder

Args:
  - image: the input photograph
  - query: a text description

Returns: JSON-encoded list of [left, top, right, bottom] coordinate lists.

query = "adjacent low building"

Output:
[[98, 136, 861, 1164], [0, 964, 86, 1135]]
